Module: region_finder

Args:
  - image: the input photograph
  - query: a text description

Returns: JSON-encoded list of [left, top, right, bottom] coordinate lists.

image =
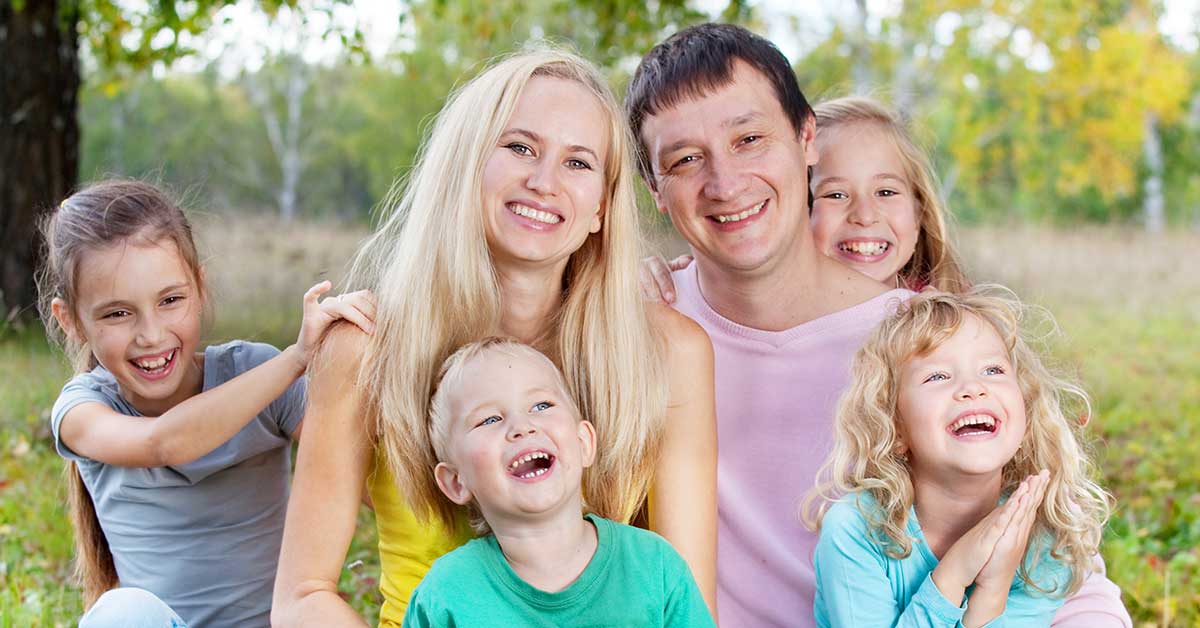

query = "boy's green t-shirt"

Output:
[[401, 514, 715, 627]]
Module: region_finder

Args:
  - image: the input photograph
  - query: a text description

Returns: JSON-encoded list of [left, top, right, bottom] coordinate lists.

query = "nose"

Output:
[[506, 415, 538, 441], [701, 152, 747, 202], [134, 311, 166, 347], [846, 195, 880, 227], [954, 376, 989, 401], [525, 157, 561, 196]]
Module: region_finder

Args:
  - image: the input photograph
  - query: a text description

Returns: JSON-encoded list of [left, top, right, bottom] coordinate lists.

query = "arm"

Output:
[[1050, 555, 1131, 628], [59, 345, 306, 467], [59, 283, 373, 468], [648, 304, 718, 617], [815, 502, 969, 628], [271, 325, 374, 627]]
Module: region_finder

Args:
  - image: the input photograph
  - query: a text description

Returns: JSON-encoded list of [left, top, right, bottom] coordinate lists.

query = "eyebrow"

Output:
[[656, 111, 768, 162], [89, 282, 191, 314], [505, 128, 600, 162], [814, 173, 908, 187]]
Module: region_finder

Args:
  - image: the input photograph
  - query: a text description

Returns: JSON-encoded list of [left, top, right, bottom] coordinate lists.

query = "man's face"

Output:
[[639, 60, 818, 275]]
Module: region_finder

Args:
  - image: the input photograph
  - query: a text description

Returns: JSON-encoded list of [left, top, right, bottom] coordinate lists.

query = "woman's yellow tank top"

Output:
[[368, 451, 472, 627]]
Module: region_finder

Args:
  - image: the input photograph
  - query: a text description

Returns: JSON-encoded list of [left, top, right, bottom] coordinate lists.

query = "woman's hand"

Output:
[[638, 255, 692, 303], [296, 282, 376, 366]]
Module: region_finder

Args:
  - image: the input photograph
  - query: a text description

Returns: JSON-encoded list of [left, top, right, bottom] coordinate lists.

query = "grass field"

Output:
[[2, 217, 1197, 626]]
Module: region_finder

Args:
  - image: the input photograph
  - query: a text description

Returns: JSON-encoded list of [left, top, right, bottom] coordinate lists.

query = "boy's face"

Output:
[[434, 349, 596, 527]]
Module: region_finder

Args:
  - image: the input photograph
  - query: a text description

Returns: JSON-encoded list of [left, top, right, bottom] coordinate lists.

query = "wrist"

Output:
[[282, 344, 308, 374], [930, 564, 969, 607], [963, 586, 1007, 628]]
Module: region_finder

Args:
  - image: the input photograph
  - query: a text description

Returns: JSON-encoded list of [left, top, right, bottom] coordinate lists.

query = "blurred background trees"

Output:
[[3, 0, 1199, 318]]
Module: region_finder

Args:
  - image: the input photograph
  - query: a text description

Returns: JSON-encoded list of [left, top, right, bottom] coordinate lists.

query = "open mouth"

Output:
[[507, 202, 563, 225], [837, 240, 891, 258], [129, 348, 177, 377], [507, 450, 556, 480], [947, 413, 999, 438], [709, 200, 766, 224]]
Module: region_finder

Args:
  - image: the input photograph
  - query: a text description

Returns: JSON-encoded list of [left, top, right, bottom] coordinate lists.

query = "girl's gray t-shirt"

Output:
[[51, 340, 306, 628]]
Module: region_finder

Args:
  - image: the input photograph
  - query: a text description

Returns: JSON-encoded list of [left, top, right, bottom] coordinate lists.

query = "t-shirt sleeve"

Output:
[[50, 377, 113, 462], [814, 500, 966, 628], [400, 585, 437, 628], [1050, 555, 1131, 628], [660, 539, 716, 628], [229, 341, 306, 437]]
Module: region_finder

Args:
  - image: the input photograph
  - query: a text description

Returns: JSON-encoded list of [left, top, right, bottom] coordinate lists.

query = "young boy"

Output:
[[402, 337, 714, 627]]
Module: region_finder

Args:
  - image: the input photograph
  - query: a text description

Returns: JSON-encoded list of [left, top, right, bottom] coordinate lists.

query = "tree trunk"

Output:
[[1141, 110, 1164, 234], [0, 0, 79, 323]]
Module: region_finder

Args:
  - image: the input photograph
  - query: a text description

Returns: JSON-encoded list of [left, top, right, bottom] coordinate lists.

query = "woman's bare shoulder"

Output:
[[647, 302, 712, 363]]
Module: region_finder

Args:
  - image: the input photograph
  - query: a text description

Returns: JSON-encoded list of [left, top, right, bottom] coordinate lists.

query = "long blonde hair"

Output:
[[348, 48, 667, 532], [804, 287, 1110, 595], [814, 97, 969, 293]]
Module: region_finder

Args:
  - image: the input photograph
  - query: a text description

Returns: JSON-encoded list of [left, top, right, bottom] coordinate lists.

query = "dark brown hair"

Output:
[[625, 23, 814, 188], [35, 179, 204, 607]]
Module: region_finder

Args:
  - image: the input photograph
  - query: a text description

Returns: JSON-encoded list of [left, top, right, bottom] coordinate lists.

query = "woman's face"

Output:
[[481, 76, 608, 271], [810, 122, 919, 286]]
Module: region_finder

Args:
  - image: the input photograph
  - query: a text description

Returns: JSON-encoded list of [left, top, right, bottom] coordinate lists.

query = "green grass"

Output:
[[2, 220, 1197, 625]]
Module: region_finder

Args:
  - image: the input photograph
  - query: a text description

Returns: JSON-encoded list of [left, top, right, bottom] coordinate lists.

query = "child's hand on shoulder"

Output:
[[295, 281, 376, 368]]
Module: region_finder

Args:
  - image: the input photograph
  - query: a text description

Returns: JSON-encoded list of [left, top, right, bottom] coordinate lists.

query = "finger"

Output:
[[340, 292, 377, 321], [650, 262, 676, 303], [304, 280, 333, 306], [668, 254, 694, 271], [982, 479, 1029, 544], [639, 272, 665, 302], [324, 301, 375, 335]]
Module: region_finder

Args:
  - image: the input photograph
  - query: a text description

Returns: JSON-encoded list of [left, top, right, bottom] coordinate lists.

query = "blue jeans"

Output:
[[79, 588, 187, 628]]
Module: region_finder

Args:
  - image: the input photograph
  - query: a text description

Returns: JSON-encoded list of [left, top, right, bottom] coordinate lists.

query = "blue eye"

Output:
[[924, 372, 949, 383], [477, 415, 502, 427], [983, 365, 1005, 376], [531, 401, 552, 412]]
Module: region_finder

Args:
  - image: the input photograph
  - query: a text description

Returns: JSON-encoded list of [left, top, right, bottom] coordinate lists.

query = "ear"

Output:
[[50, 298, 81, 342], [434, 462, 474, 506], [800, 114, 819, 167], [577, 420, 597, 468], [650, 184, 669, 216], [589, 203, 603, 234]]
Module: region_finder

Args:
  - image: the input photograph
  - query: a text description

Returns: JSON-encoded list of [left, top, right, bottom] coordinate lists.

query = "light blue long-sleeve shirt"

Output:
[[814, 494, 1070, 628]]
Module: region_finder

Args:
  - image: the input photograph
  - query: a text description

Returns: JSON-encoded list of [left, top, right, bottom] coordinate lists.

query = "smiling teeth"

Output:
[[134, 350, 174, 371], [714, 201, 765, 223], [508, 451, 550, 471], [839, 241, 890, 256], [950, 414, 996, 432], [509, 204, 561, 224]]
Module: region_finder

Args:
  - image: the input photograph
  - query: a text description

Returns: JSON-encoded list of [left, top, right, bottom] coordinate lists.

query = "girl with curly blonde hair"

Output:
[[804, 287, 1110, 627]]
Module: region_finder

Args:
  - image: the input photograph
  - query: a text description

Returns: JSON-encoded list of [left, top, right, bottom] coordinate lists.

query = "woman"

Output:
[[272, 49, 717, 626]]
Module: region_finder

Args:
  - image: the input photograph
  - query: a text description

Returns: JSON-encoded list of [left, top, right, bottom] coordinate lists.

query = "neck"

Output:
[[911, 467, 1004, 559], [495, 261, 566, 346], [693, 239, 891, 331], [490, 505, 598, 593]]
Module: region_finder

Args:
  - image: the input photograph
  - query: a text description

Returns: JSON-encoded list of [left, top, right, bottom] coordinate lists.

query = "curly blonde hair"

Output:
[[804, 286, 1110, 595]]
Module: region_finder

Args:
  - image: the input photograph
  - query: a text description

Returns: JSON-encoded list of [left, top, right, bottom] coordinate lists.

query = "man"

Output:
[[626, 22, 1131, 628]]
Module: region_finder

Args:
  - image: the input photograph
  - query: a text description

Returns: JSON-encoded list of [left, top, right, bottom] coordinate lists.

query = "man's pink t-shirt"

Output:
[[670, 263, 1131, 628]]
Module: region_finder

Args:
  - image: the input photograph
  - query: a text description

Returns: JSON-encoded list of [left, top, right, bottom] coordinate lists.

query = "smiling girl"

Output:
[[804, 288, 1110, 627], [37, 180, 372, 628]]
